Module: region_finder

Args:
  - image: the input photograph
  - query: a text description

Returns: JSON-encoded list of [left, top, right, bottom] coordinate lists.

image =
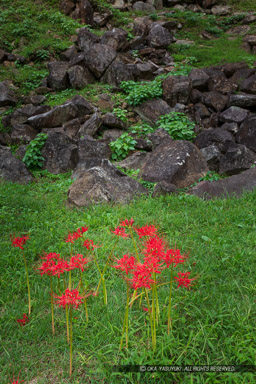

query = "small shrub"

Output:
[[22, 133, 48, 169], [129, 122, 155, 137], [120, 79, 163, 106], [109, 132, 137, 161], [156, 112, 196, 141], [113, 108, 128, 123]]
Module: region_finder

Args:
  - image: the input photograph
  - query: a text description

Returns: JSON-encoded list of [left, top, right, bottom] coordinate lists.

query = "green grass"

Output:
[[0, 174, 256, 383]]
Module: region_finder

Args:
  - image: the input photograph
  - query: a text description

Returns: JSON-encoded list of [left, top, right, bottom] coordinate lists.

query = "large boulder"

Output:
[[8, 105, 51, 127], [236, 116, 256, 152], [100, 28, 128, 51], [47, 62, 70, 91], [201, 92, 229, 112], [189, 168, 256, 199], [68, 161, 148, 206], [27, 96, 93, 129], [42, 132, 78, 174], [73, 135, 111, 178], [101, 60, 134, 86], [229, 93, 256, 108], [163, 76, 191, 107], [67, 65, 95, 89], [189, 69, 209, 90], [84, 44, 117, 78], [194, 128, 235, 153], [148, 24, 173, 49], [219, 106, 249, 124], [219, 144, 256, 175], [139, 140, 209, 188], [0, 82, 17, 106], [77, 27, 100, 51], [0, 145, 33, 184], [240, 74, 256, 94], [79, 113, 103, 137], [134, 98, 172, 126]]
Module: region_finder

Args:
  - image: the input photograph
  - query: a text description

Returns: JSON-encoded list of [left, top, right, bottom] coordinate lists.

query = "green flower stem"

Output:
[[69, 307, 73, 377], [152, 283, 156, 350], [145, 289, 154, 351], [84, 298, 88, 322], [120, 285, 130, 351], [167, 264, 174, 334], [66, 306, 69, 344], [129, 226, 140, 262], [68, 271, 72, 290], [50, 276, 55, 335], [22, 251, 31, 316], [102, 277, 107, 305], [95, 239, 118, 295]]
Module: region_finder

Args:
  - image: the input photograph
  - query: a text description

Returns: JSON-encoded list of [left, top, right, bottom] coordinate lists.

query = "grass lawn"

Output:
[[0, 174, 255, 383]]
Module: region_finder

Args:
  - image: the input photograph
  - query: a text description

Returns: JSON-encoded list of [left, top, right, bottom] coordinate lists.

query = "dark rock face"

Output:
[[152, 181, 178, 197], [148, 24, 173, 48], [42, 132, 78, 174], [27, 96, 93, 129], [147, 128, 173, 149], [236, 116, 256, 152], [195, 128, 235, 153], [84, 44, 117, 78], [134, 98, 172, 126], [139, 140, 209, 188], [115, 151, 149, 170], [189, 69, 209, 90], [163, 76, 191, 107], [189, 168, 256, 199], [10, 124, 37, 144], [77, 27, 100, 51], [0, 145, 33, 184], [102, 113, 127, 129], [47, 62, 70, 91], [240, 74, 256, 94], [229, 93, 256, 108], [201, 92, 229, 112], [200, 144, 221, 171], [102, 129, 123, 142], [101, 60, 134, 86], [79, 113, 103, 137], [9, 105, 51, 127], [219, 106, 249, 124], [219, 144, 256, 175], [101, 28, 128, 51], [67, 65, 95, 89], [0, 82, 17, 106], [73, 135, 111, 178], [68, 161, 148, 206]]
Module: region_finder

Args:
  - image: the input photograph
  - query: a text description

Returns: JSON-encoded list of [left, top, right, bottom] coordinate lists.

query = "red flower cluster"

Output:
[[134, 225, 158, 239], [174, 272, 193, 288], [83, 239, 97, 250], [112, 254, 136, 275], [69, 254, 89, 272], [17, 313, 29, 327], [38, 257, 70, 278], [111, 226, 129, 238], [11, 235, 29, 250], [120, 218, 134, 228], [55, 288, 83, 309], [65, 226, 89, 243]]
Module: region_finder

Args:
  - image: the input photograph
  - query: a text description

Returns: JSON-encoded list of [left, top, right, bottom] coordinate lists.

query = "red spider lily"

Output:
[[41, 252, 60, 261], [69, 254, 89, 272], [143, 254, 163, 274], [55, 288, 83, 309], [11, 374, 24, 384], [80, 226, 89, 233], [83, 239, 98, 250], [112, 254, 136, 275], [65, 226, 89, 243], [142, 235, 166, 261], [17, 313, 29, 327], [174, 272, 193, 288], [130, 263, 154, 290], [38, 258, 70, 278], [111, 226, 129, 238], [163, 249, 186, 268], [142, 307, 149, 312], [120, 218, 134, 228], [11, 235, 29, 250], [134, 225, 158, 239]]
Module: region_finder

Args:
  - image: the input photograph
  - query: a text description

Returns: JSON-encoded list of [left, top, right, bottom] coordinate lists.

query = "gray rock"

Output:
[[102, 113, 127, 129], [0, 82, 17, 106], [0, 145, 33, 184], [240, 74, 256, 94], [219, 106, 249, 124], [139, 140, 209, 188], [102, 129, 123, 142], [67, 65, 95, 89], [189, 168, 256, 199], [189, 69, 209, 90], [42, 132, 78, 174], [148, 24, 173, 49], [152, 181, 178, 197], [221, 122, 239, 134], [201, 92, 229, 112], [147, 128, 173, 149], [163, 76, 191, 107], [211, 5, 231, 15], [194, 128, 235, 153], [101, 60, 134, 86], [79, 113, 103, 137], [219, 144, 256, 175], [115, 151, 149, 170], [133, 2, 155, 12], [200, 144, 221, 171], [47, 61, 70, 91], [84, 44, 117, 78], [236, 116, 256, 152], [229, 93, 256, 108], [134, 98, 172, 126], [68, 161, 148, 206], [77, 28, 100, 51], [10, 124, 37, 144], [100, 28, 128, 51]]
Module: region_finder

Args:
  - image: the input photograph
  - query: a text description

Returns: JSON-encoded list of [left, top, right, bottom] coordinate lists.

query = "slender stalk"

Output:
[[50, 276, 55, 335], [84, 298, 88, 322], [69, 307, 73, 377], [152, 283, 156, 350], [68, 270, 72, 290], [96, 239, 118, 295], [129, 227, 140, 262], [22, 251, 31, 315], [145, 289, 154, 350], [167, 264, 174, 334], [119, 285, 130, 351], [102, 277, 107, 305], [66, 305, 69, 344]]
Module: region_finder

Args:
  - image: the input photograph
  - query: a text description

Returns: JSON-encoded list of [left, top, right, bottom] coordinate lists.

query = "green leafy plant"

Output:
[[113, 108, 128, 123], [22, 133, 48, 169], [109, 132, 137, 161], [120, 78, 163, 106], [197, 171, 225, 183], [156, 112, 196, 141], [149, 13, 159, 21], [129, 122, 155, 137]]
